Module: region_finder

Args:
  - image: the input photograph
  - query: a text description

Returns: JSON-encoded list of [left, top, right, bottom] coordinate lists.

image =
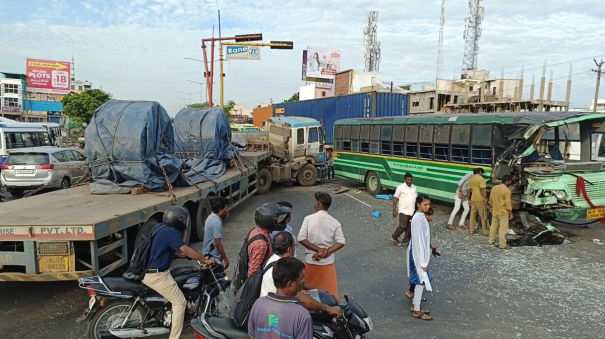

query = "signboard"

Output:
[[226, 45, 261, 60], [25, 58, 71, 94], [301, 50, 333, 83], [306, 46, 341, 80]]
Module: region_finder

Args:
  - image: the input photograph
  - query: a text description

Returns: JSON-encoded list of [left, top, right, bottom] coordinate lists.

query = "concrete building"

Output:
[[333, 69, 384, 96], [299, 83, 333, 100], [409, 69, 568, 114], [0, 72, 26, 120], [71, 79, 92, 93], [589, 99, 605, 112]]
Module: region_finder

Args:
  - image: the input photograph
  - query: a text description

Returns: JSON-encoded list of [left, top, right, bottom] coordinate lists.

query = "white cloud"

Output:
[[0, 0, 604, 116]]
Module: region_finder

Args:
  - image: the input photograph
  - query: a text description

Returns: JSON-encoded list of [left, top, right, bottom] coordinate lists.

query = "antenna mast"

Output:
[[363, 11, 381, 72], [461, 0, 484, 76], [436, 0, 445, 84]]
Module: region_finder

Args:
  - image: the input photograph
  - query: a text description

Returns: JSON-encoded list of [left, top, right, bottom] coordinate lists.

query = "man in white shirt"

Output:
[[391, 172, 418, 247], [297, 192, 345, 298], [261, 232, 341, 317]]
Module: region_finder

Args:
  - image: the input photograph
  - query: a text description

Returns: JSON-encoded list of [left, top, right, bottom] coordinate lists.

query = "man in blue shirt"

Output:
[[248, 257, 313, 339], [142, 206, 215, 339], [271, 201, 297, 257], [202, 197, 230, 268]]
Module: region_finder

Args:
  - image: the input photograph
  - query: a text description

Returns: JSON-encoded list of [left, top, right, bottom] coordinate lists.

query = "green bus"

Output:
[[333, 112, 605, 222]]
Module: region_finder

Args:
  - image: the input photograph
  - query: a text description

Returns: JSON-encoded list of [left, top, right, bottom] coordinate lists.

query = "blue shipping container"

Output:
[[274, 92, 408, 144]]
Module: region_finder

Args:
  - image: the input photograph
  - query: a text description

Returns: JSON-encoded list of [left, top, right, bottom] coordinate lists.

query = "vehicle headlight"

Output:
[[363, 317, 373, 331], [555, 191, 568, 200], [543, 191, 551, 197]]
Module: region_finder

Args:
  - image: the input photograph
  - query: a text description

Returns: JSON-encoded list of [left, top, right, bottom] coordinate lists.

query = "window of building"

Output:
[[321, 91, 326, 97], [2, 97, 19, 107], [469, 85, 474, 91], [412, 101, 420, 107], [78, 86, 83, 91], [71, 85, 75, 90], [429, 97, 435, 110], [3, 84, 18, 94]]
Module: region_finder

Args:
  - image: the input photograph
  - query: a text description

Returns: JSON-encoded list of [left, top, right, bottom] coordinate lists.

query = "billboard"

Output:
[[305, 46, 341, 80], [225, 45, 261, 60], [25, 58, 71, 94], [301, 50, 333, 83]]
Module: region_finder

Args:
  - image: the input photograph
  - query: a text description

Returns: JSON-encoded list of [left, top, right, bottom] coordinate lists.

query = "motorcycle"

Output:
[[192, 289, 373, 339], [76, 259, 230, 339]]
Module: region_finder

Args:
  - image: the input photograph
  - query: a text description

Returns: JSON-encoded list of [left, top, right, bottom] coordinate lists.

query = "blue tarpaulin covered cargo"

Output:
[[173, 107, 238, 185], [85, 100, 184, 193]]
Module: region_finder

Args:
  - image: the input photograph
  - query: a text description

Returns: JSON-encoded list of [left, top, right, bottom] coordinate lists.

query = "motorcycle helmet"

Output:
[[163, 206, 189, 232], [254, 203, 292, 232]]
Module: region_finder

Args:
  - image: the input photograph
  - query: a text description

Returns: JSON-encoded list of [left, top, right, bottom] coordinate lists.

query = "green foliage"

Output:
[[282, 92, 299, 103], [68, 117, 86, 130], [187, 102, 211, 109], [62, 89, 111, 124], [223, 100, 236, 117]]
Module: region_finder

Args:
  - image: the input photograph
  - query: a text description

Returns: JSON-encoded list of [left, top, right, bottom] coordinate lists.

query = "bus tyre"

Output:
[[192, 198, 212, 241], [257, 168, 272, 195], [297, 164, 318, 187], [366, 171, 383, 195]]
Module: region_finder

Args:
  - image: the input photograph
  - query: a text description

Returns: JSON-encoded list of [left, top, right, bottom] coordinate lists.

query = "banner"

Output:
[[225, 45, 261, 60], [306, 46, 341, 80], [302, 50, 333, 83], [26, 58, 71, 94]]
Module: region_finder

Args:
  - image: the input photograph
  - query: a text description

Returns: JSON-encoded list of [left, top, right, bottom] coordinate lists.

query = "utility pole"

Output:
[[593, 58, 604, 112], [390, 82, 393, 93]]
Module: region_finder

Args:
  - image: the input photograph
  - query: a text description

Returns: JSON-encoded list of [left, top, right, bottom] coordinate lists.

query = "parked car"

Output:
[[0, 147, 87, 197]]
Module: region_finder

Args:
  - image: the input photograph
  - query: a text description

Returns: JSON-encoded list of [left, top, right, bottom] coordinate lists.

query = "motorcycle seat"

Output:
[[104, 277, 147, 292], [206, 317, 249, 339]]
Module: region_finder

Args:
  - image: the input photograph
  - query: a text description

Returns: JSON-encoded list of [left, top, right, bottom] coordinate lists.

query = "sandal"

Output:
[[458, 224, 470, 229], [412, 310, 433, 321], [446, 224, 455, 230], [410, 305, 430, 314]]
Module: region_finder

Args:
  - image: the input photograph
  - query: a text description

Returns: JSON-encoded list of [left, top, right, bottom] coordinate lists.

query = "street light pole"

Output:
[[187, 80, 209, 104], [179, 92, 196, 104]]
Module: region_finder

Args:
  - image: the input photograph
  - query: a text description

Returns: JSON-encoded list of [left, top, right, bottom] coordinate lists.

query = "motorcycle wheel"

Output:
[[85, 300, 146, 339]]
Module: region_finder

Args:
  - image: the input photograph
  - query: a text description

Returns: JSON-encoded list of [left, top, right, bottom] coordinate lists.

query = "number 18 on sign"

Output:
[[52, 71, 69, 90]]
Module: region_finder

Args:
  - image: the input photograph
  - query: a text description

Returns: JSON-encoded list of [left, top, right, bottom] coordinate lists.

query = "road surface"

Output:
[[1, 183, 604, 339]]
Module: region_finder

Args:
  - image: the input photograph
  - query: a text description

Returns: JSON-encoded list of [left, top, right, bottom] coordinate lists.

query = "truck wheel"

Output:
[[192, 198, 212, 242], [257, 168, 272, 195], [297, 164, 318, 187], [366, 171, 383, 195]]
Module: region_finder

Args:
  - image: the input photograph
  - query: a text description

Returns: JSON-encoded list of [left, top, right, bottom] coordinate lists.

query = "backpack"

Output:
[[232, 261, 277, 328], [123, 224, 166, 281], [232, 231, 271, 292]]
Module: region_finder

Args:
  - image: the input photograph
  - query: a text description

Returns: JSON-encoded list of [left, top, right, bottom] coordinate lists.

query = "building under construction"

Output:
[[409, 69, 571, 114]]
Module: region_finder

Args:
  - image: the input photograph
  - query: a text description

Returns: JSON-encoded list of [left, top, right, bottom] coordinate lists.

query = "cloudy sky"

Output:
[[1, 0, 604, 116]]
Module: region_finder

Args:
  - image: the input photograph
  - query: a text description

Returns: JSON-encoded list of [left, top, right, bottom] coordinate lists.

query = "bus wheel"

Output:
[[257, 168, 273, 195], [366, 171, 383, 195], [297, 164, 318, 187]]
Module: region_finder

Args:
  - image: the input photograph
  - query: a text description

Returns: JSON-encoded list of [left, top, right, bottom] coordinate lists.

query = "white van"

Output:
[[0, 121, 52, 166], [39, 122, 63, 147]]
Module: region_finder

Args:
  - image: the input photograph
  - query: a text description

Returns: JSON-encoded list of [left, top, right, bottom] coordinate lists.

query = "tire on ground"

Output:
[[365, 171, 383, 195], [257, 167, 272, 195], [297, 164, 319, 187]]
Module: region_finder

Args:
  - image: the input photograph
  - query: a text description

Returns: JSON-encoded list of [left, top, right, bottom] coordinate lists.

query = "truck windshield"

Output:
[[5, 132, 51, 149]]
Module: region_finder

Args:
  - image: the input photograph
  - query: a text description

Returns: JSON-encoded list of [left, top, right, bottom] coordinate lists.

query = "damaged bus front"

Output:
[[492, 112, 605, 223]]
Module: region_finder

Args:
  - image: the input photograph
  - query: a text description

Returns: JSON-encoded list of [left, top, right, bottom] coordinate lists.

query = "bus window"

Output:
[[360, 125, 370, 153], [5, 132, 51, 148], [471, 125, 493, 165], [334, 125, 343, 139], [350, 125, 360, 153], [342, 125, 351, 151], [405, 125, 418, 158], [370, 125, 381, 155], [434, 125, 451, 161], [451, 125, 470, 163], [392, 125, 405, 157], [419, 125, 434, 160], [381, 125, 392, 155]]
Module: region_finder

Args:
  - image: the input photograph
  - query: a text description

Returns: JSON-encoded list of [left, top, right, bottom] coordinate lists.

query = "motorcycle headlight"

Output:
[[363, 316, 373, 331]]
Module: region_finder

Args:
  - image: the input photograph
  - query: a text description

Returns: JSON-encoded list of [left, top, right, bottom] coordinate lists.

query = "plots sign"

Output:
[[225, 45, 261, 60], [26, 58, 71, 94]]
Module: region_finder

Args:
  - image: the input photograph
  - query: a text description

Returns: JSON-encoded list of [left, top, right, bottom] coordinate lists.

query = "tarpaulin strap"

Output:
[[575, 176, 605, 224]]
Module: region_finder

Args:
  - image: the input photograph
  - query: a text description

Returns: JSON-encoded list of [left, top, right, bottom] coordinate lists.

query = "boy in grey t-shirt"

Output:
[[248, 257, 313, 339]]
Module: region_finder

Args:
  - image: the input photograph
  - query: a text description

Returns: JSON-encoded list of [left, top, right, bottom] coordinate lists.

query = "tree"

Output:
[[282, 92, 299, 103], [62, 89, 111, 124], [186, 101, 236, 119], [187, 102, 211, 109]]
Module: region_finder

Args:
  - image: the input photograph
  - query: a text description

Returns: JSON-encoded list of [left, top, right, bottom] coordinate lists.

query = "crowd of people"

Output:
[[141, 165, 513, 338]]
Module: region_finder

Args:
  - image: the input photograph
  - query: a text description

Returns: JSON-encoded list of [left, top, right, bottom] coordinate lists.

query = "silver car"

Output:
[[0, 147, 87, 197]]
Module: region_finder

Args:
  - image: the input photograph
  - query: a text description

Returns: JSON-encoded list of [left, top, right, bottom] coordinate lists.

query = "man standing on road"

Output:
[[325, 148, 335, 180], [468, 168, 489, 236], [202, 197, 230, 268], [392, 172, 418, 247], [446, 171, 474, 230], [143, 206, 215, 339], [248, 257, 313, 339], [489, 174, 513, 250], [298, 192, 345, 298]]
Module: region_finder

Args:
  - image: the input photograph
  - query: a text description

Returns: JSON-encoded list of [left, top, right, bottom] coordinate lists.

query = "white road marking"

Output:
[[345, 193, 372, 208]]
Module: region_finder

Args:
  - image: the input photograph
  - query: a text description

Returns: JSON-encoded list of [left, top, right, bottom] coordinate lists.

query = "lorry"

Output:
[[0, 116, 325, 282]]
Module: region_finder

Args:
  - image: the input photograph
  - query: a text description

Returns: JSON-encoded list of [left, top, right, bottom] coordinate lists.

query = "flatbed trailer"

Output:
[[0, 151, 269, 282]]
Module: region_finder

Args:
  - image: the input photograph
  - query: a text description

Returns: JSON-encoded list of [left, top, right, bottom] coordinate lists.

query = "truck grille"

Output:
[[567, 182, 605, 202], [38, 242, 70, 255]]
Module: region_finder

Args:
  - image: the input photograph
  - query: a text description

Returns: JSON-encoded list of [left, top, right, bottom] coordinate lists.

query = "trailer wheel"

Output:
[[365, 171, 383, 195], [192, 198, 212, 241], [297, 164, 318, 187], [257, 168, 272, 195]]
